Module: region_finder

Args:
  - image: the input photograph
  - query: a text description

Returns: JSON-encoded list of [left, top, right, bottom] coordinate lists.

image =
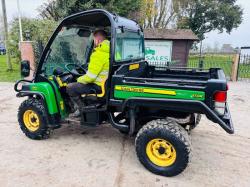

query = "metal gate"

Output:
[[237, 47, 250, 81], [188, 54, 234, 80]]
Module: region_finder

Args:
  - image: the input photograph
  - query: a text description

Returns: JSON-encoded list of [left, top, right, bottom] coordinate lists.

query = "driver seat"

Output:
[[81, 78, 107, 98], [80, 79, 107, 111]]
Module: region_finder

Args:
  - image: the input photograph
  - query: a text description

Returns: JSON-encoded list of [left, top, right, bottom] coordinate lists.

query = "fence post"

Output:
[[199, 60, 204, 70], [166, 61, 170, 67], [231, 54, 240, 81]]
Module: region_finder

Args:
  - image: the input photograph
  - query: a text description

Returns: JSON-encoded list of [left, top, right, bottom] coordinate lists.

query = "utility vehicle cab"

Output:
[[15, 9, 233, 177], [16, 9, 145, 124]]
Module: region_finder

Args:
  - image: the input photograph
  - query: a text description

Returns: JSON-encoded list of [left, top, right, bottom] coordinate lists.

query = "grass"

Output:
[[238, 64, 250, 79], [189, 54, 234, 61], [0, 55, 21, 82], [188, 54, 250, 79], [188, 54, 234, 77], [0, 53, 249, 82]]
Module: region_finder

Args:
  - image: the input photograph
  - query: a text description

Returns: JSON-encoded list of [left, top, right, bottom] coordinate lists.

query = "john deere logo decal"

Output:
[[115, 86, 176, 96], [120, 86, 144, 92], [192, 94, 203, 99], [114, 85, 205, 101]]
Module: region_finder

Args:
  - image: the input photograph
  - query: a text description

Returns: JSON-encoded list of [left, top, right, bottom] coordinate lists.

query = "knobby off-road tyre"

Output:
[[135, 119, 191, 177], [18, 98, 50, 140]]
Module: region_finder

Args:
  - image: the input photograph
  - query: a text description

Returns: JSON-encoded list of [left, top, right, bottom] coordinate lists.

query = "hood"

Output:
[[95, 40, 110, 53]]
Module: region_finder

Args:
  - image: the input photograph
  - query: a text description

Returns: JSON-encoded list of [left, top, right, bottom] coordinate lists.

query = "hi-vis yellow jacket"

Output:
[[77, 40, 110, 86]]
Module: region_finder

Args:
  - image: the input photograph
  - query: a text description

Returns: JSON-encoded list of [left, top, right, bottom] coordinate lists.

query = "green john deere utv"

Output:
[[14, 9, 234, 177]]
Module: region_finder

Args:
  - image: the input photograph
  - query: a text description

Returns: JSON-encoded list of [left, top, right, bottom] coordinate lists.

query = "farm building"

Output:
[[144, 29, 199, 67]]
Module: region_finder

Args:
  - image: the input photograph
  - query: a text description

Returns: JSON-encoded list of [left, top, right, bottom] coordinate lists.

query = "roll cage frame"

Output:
[[34, 9, 144, 107]]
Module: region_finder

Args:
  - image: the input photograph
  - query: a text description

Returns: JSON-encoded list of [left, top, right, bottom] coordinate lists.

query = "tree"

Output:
[[140, 0, 189, 28], [39, 0, 141, 21], [38, 0, 61, 21], [38, 0, 243, 42], [9, 17, 57, 63], [177, 0, 243, 40]]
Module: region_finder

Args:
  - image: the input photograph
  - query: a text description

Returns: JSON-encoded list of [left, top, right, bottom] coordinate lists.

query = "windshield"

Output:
[[115, 29, 144, 62], [42, 27, 92, 75]]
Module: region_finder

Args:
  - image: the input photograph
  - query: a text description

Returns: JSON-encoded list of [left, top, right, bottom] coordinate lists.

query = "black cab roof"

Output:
[[62, 9, 141, 32]]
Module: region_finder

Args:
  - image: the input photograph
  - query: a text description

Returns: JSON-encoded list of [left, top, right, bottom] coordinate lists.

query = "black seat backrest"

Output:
[[115, 61, 148, 78]]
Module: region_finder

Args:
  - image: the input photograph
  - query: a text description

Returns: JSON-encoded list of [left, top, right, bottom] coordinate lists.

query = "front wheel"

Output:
[[135, 119, 191, 177], [18, 98, 51, 140]]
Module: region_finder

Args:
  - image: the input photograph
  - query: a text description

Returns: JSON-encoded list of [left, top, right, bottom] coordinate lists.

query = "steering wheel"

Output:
[[65, 63, 87, 76]]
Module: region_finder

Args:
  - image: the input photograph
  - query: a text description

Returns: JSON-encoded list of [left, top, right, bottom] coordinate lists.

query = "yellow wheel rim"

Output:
[[23, 110, 40, 132], [146, 138, 176, 167]]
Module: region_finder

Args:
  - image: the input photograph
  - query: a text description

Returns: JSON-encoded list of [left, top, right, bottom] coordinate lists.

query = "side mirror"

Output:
[[21, 60, 30, 77]]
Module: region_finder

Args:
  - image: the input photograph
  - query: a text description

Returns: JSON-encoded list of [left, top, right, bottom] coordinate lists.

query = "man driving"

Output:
[[66, 29, 110, 117]]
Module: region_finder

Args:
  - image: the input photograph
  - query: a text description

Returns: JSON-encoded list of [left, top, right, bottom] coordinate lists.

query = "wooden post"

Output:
[[1, 0, 12, 71], [231, 54, 240, 81]]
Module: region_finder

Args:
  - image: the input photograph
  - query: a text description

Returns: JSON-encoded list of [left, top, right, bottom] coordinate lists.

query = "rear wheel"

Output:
[[18, 98, 50, 140], [135, 119, 191, 177]]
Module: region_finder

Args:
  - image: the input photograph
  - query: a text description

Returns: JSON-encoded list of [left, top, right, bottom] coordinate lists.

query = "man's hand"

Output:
[[77, 76, 87, 84]]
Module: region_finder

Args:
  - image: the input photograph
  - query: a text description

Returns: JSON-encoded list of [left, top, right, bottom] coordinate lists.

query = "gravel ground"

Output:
[[0, 82, 250, 187]]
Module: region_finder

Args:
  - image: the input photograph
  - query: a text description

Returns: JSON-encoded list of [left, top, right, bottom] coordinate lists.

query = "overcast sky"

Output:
[[4, 0, 44, 19], [204, 0, 250, 48], [2, 0, 250, 48]]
